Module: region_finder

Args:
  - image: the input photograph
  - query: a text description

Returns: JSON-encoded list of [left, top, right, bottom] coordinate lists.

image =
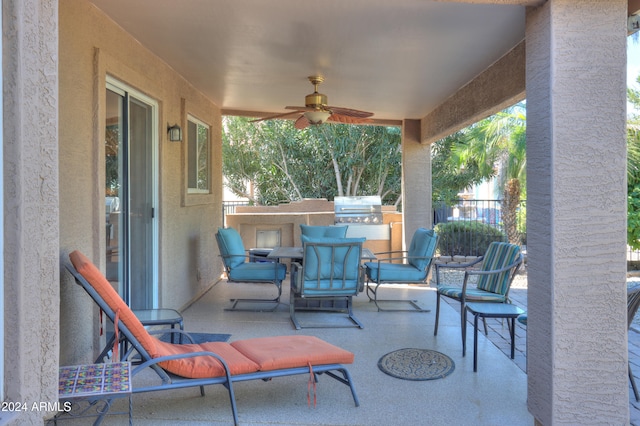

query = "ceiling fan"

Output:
[[251, 76, 374, 129]]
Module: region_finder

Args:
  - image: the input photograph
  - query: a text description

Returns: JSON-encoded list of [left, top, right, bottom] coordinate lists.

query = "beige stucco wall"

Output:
[[526, 1, 628, 423], [402, 119, 432, 248], [421, 41, 526, 145], [58, 0, 222, 366], [2, 0, 60, 424]]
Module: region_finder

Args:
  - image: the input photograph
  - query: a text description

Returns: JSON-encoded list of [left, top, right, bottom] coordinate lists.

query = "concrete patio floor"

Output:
[[57, 271, 537, 426]]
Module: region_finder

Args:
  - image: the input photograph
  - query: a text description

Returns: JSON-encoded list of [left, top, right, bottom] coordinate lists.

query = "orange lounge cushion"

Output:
[[153, 338, 260, 378], [231, 335, 354, 371], [69, 250, 160, 358]]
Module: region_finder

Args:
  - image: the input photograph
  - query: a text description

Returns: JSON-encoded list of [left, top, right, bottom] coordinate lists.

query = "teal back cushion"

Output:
[[407, 228, 437, 270], [301, 235, 364, 281], [476, 242, 521, 295], [217, 227, 246, 268], [300, 225, 348, 244]]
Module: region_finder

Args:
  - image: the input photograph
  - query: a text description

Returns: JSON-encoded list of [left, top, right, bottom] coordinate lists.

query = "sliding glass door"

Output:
[[105, 80, 158, 309]]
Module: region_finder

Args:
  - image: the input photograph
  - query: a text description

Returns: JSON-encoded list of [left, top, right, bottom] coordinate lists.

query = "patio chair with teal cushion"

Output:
[[433, 241, 523, 355], [300, 224, 348, 240], [290, 236, 366, 329], [216, 227, 287, 311], [364, 228, 438, 312], [628, 286, 640, 401]]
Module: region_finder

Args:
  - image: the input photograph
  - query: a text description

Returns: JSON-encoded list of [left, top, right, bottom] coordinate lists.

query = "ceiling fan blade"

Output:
[[327, 113, 374, 125], [327, 106, 374, 118], [250, 110, 303, 122], [294, 115, 310, 129], [285, 106, 319, 112]]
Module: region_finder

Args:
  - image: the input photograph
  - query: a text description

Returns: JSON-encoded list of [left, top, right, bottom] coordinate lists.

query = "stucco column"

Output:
[[401, 119, 432, 247], [3, 0, 59, 423], [526, 1, 628, 424]]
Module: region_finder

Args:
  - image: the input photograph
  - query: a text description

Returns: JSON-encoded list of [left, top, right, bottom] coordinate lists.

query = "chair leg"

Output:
[[630, 362, 640, 402], [434, 293, 441, 335], [225, 281, 282, 312], [365, 280, 376, 302], [346, 297, 365, 329], [368, 282, 429, 312], [290, 290, 302, 330], [461, 302, 466, 356]]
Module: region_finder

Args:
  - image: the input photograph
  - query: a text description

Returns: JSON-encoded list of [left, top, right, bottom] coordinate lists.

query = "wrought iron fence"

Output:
[[433, 199, 527, 255], [222, 201, 249, 227]]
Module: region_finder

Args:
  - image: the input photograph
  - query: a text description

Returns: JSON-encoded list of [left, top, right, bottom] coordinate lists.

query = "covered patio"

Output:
[[2, 0, 636, 425], [54, 270, 640, 424], [59, 276, 532, 425]]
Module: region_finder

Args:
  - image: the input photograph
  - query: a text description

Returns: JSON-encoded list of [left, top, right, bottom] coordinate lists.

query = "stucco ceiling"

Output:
[[89, 0, 527, 122]]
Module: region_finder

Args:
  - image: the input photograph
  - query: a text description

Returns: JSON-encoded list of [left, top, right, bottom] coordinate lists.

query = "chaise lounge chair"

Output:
[[66, 250, 360, 425]]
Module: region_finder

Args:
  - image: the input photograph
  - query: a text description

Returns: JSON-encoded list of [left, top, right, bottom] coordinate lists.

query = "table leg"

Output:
[[473, 313, 479, 372], [510, 317, 516, 359], [462, 308, 467, 357]]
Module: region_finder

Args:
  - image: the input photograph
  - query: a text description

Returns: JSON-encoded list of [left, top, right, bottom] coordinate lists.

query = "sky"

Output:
[[630, 37, 640, 88], [629, 37, 640, 115]]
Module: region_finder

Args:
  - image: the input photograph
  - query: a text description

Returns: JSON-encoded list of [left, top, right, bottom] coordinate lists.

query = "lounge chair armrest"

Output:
[[372, 250, 408, 256], [435, 256, 484, 270], [219, 253, 279, 263], [464, 255, 523, 276], [132, 351, 233, 380], [372, 256, 413, 263], [372, 255, 433, 266]]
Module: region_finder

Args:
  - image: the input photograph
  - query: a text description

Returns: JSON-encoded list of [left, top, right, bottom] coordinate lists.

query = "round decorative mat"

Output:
[[377, 348, 455, 381]]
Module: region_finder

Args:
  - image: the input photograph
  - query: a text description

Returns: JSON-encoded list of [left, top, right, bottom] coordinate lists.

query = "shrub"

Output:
[[435, 221, 507, 257]]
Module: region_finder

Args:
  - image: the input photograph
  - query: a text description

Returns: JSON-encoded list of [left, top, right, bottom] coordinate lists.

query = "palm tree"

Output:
[[452, 102, 527, 244]]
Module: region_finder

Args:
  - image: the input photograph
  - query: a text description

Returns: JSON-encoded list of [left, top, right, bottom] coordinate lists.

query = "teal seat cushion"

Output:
[[518, 314, 528, 326], [228, 262, 286, 282], [436, 285, 507, 302], [297, 280, 360, 296], [297, 236, 364, 295], [217, 227, 246, 268], [407, 228, 437, 271], [476, 242, 521, 295], [300, 224, 348, 242], [364, 262, 427, 283]]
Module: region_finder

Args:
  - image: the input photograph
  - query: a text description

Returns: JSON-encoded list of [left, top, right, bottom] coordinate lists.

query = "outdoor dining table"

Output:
[[267, 246, 376, 262]]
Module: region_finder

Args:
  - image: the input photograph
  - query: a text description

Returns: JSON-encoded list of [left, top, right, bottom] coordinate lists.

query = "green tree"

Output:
[[434, 102, 527, 244], [431, 132, 488, 205], [627, 73, 640, 249], [432, 103, 526, 243], [222, 117, 402, 206]]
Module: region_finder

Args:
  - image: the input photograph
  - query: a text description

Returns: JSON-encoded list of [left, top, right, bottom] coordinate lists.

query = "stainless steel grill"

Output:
[[334, 196, 383, 224]]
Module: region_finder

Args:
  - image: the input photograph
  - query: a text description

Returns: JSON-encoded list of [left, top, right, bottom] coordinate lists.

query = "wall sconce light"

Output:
[[167, 124, 182, 142]]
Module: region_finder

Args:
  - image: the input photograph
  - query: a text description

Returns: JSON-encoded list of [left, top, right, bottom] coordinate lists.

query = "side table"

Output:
[[96, 308, 184, 363], [465, 302, 524, 372], [55, 362, 132, 425], [134, 308, 184, 343]]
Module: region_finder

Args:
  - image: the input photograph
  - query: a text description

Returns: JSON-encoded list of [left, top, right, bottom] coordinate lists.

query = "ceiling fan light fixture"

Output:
[[304, 110, 331, 125]]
